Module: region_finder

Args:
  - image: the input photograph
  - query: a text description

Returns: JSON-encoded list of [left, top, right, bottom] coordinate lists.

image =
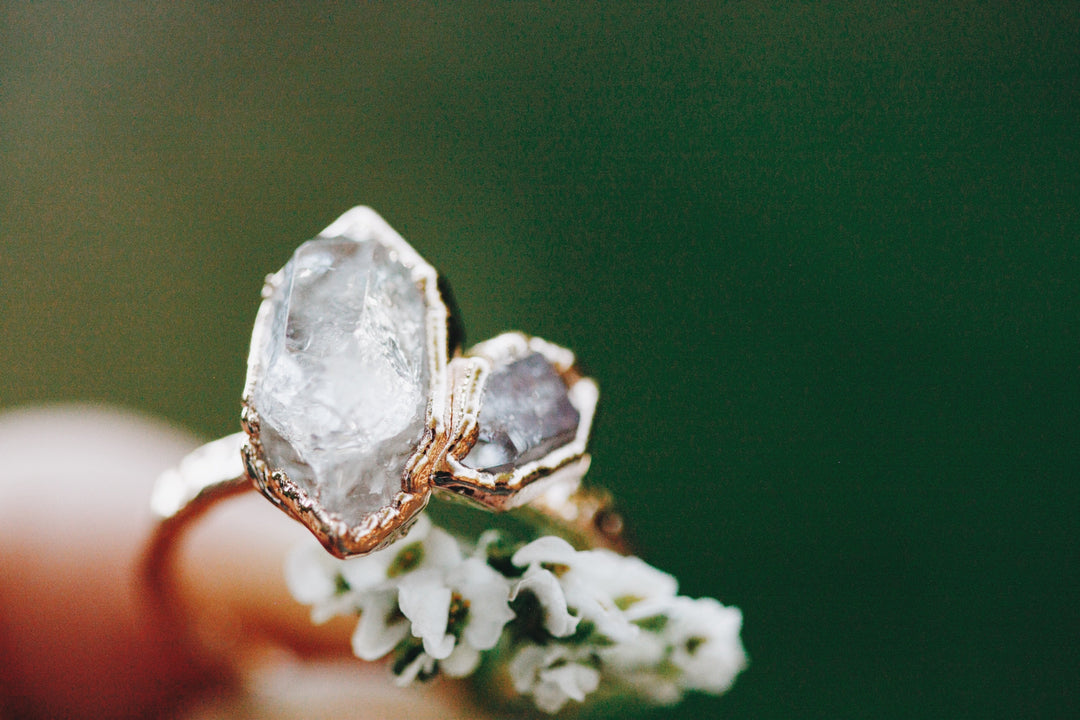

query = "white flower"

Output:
[[508, 644, 600, 714], [394, 651, 438, 686], [535, 662, 600, 714], [396, 556, 516, 678], [510, 564, 579, 637], [284, 514, 459, 625], [397, 569, 455, 658], [664, 596, 747, 694], [595, 627, 682, 705], [284, 536, 357, 624], [511, 536, 678, 642], [286, 514, 506, 671], [350, 587, 409, 661], [597, 627, 668, 670], [338, 515, 461, 593], [449, 558, 517, 652]]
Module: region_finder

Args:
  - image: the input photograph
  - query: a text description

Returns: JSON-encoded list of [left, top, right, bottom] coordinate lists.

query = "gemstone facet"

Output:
[[251, 235, 430, 524], [462, 352, 581, 473]]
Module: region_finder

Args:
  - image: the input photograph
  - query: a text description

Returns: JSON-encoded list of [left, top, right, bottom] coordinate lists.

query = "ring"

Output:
[[143, 206, 624, 631], [142, 207, 744, 715]]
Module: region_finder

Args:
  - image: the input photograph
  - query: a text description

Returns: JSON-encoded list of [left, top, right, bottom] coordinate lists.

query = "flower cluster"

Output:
[[285, 517, 746, 714]]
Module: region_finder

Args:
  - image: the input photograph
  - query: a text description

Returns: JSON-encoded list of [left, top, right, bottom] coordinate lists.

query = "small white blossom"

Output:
[[396, 556, 516, 678], [535, 661, 600, 714], [350, 587, 409, 661], [394, 651, 437, 686], [284, 538, 339, 605], [508, 644, 601, 714], [597, 627, 668, 670], [398, 569, 456, 658], [511, 535, 678, 643], [450, 557, 517, 651], [510, 564, 580, 637], [338, 516, 461, 592], [595, 626, 681, 705], [665, 596, 747, 694], [439, 640, 481, 678], [283, 514, 457, 624]]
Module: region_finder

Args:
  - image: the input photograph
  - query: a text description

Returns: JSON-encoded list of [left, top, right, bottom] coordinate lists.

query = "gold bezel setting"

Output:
[[436, 332, 598, 511], [240, 207, 452, 557]]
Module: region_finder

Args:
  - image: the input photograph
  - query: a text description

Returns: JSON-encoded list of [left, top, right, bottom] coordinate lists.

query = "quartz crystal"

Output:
[[463, 352, 580, 473], [251, 236, 430, 524]]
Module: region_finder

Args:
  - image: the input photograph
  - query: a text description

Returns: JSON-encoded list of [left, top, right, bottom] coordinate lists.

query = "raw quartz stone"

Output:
[[251, 236, 430, 524], [462, 352, 581, 473]]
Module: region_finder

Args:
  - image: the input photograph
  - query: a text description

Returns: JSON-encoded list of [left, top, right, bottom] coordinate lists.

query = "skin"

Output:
[[0, 406, 481, 720]]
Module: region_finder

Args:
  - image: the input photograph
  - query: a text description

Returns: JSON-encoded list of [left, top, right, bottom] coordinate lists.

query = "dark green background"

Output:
[[2, 3, 1078, 718]]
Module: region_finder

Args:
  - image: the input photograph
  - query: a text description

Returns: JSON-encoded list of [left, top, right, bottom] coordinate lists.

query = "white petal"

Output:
[[338, 551, 393, 591], [575, 551, 678, 608], [666, 597, 747, 694], [597, 630, 667, 670], [439, 642, 481, 677], [398, 572, 454, 659], [561, 575, 639, 643], [310, 591, 359, 625], [511, 535, 578, 568], [539, 662, 600, 702], [532, 680, 571, 714], [463, 605, 515, 651], [393, 652, 437, 687], [448, 554, 505, 590], [423, 630, 456, 660], [284, 541, 339, 604], [350, 590, 408, 661], [472, 529, 503, 558], [421, 527, 463, 569], [401, 513, 432, 542], [451, 558, 515, 650], [508, 644, 561, 693], [511, 567, 579, 638]]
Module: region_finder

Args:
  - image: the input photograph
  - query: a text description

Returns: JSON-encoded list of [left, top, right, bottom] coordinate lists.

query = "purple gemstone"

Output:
[[463, 352, 581, 473]]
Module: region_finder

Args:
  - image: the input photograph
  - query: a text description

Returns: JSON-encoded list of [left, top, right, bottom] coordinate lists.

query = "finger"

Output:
[[0, 406, 485, 720], [0, 405, 217, 720], [151, 418, 489, 718]]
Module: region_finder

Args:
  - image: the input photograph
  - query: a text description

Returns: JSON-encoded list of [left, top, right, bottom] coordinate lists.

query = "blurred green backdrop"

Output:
[[2, 3, 1078, 718]]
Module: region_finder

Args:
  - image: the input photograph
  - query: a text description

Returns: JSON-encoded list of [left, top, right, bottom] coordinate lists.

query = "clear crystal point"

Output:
[[250, 234, 430, 524]]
